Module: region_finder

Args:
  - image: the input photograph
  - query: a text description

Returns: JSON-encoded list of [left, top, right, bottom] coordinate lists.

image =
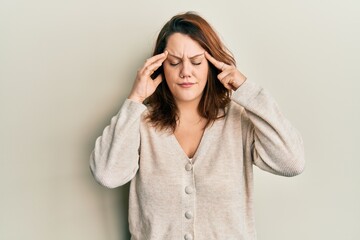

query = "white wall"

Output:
[[1, 0, 359, 239]]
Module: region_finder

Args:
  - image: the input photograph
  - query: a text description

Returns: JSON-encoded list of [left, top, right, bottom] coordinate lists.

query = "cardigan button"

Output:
[[184, 233, 193, 240], [185, 163, 192, 171], [185, 211, 193, 219], [185, 186, 194, 194]]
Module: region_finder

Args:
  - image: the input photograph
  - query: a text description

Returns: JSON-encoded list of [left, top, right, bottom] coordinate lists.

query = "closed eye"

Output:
[[168, 61, 201, 66]]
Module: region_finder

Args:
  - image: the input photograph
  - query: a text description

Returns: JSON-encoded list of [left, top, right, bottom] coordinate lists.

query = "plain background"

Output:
[[1, 0, 359, 239]]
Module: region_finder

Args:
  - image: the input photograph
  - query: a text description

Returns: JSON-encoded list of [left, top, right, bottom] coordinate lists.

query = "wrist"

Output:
[[128, 94, 144, 103]]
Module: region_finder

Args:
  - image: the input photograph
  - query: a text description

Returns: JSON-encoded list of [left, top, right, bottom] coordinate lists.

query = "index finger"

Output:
[[205, 51, 224, 70], [145, 51, 168, 66]]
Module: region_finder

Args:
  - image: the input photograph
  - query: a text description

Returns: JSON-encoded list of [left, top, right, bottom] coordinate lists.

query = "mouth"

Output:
[[178, 82, 196, 88]]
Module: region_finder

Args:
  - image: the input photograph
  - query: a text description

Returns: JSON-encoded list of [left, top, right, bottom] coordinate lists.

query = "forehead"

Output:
[[166, 33, 204, 58]]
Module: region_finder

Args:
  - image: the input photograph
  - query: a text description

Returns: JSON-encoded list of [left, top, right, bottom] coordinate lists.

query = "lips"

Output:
[[178, 82, 195, 88]]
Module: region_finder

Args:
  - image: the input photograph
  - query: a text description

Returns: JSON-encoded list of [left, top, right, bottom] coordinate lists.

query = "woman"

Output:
[[90, 12, 305, 240]]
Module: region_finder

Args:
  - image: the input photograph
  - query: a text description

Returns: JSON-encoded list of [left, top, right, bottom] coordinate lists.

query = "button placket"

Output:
[[184, 233, 193, 240], [185, 186, 194, 194], [185, 163, 193, 171], [183, 161, 195, 240], [185, 211, 193, 219]]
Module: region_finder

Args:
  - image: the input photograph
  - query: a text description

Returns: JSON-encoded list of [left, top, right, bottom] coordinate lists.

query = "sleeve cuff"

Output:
[[231, 79, 263, 107], [119, 98, 147, 117]]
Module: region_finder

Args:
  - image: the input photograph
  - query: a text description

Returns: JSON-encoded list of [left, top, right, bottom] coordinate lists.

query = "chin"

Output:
[[173, 94, 203, 104]]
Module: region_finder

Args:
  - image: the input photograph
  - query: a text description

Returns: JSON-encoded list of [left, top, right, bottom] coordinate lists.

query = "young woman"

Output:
[[90, 11, 305, 240]]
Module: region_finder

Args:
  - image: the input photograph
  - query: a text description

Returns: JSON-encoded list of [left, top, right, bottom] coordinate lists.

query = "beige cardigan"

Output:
[[90, 79, 305, 240]]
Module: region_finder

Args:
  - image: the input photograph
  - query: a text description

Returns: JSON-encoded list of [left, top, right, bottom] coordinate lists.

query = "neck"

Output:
[[176, 99, 203, 124]]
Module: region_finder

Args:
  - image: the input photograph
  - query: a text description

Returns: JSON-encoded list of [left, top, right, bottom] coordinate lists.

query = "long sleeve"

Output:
[[232, 79, 305, 177], [89, 99, 147, 188]]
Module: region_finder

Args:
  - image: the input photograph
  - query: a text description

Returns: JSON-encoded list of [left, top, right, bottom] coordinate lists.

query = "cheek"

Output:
[[163, 67, 178, 92], [163, 66, 178, 81], [195, 65, 209, 83]]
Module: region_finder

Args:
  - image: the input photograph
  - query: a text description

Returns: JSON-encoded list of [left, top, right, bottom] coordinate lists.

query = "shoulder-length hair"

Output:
[[145, 11, 236, 132]]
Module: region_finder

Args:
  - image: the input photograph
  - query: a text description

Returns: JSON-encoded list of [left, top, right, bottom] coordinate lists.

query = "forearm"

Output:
[[232, 80, 305, 176], [89, 99, 147, 188]]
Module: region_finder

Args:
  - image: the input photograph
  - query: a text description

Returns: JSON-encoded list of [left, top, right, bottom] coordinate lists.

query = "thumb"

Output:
[[153, 74, 163, 87]]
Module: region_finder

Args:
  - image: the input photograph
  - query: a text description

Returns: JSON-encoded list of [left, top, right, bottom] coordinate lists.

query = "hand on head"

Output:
[[128, 51, 168, 103], [205, 52, 247, 91]]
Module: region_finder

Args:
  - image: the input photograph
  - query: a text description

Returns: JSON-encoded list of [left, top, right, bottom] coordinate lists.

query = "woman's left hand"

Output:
[[205, 52, 247, 91]]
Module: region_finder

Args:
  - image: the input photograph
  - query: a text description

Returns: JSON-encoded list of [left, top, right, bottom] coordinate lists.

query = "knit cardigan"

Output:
[[90, 79, 305, 240]]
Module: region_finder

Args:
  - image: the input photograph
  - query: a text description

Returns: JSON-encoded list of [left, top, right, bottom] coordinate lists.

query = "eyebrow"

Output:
[[167, 52, 204, 60]]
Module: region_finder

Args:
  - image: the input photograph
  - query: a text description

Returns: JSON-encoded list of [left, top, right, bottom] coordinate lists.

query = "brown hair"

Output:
[[145, 11, 236, 132]]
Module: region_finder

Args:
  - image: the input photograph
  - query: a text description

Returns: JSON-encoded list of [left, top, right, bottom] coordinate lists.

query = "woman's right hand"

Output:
[[128, 51, 168, 103]]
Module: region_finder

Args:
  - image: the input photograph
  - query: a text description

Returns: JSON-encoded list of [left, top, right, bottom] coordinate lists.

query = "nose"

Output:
[[180, 61, 192, 78]]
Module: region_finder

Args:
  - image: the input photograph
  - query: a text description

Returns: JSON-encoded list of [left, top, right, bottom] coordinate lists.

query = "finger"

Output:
[[222, 81, 233, 90], [217, 71, 230, 88], [221, 74, 234, 85], [142, 52, 168, 75], [143, 59, 164, 76], [221, 74, 238, 91], [217, 68, 234, 81], [144, 51, 168, 68], [205, 51, 226, 71]]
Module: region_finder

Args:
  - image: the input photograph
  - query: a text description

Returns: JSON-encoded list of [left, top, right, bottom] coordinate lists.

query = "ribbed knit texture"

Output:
[[90, 79, 305, 240]]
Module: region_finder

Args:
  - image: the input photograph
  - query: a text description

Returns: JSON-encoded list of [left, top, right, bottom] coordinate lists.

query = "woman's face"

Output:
[[163, 33, 209, 105]]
